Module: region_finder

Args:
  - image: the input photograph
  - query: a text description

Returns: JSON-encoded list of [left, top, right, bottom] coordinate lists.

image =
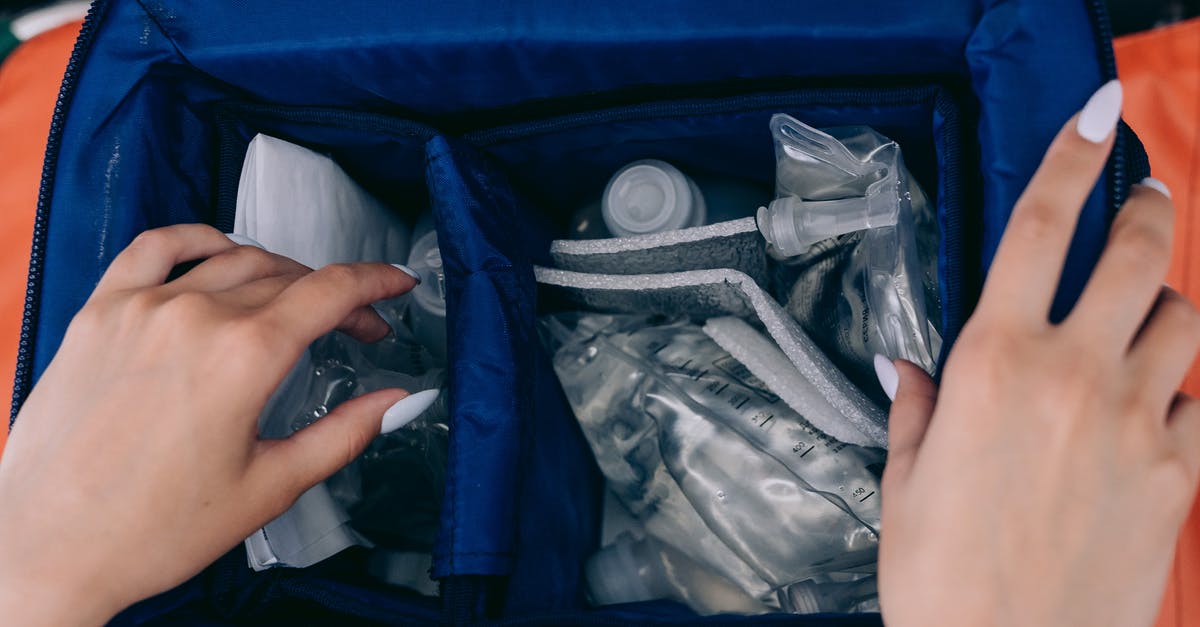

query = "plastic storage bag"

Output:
[[759, 114, 940, 385], [246, 329, 446, 570], [541, 313, 884, 611]]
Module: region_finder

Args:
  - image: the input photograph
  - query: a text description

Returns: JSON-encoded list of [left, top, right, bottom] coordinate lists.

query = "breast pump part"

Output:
[[602, 159, 706, 237], [758, 116, 897, 257], [542, 313, 883, 600], [763, 115, 939, 380], [233, 133, 411, 269]]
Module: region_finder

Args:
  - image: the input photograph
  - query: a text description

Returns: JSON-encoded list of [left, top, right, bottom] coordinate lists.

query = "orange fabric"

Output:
[[1116, 17, 1200, 627], [0, 21, 81, 456]]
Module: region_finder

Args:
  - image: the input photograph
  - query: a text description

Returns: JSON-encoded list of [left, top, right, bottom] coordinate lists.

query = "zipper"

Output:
[[1083, 0, 1129, 219], [10, 0, 108, 426]]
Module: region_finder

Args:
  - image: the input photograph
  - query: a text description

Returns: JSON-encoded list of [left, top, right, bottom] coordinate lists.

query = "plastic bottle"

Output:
[[406, 216, 448, 365], [586, 533, 772, 616], [571, 160, 767, 239], [601, 159, 706, 237]]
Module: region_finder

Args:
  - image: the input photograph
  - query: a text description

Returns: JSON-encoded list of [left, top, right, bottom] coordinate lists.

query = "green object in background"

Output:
[[0, 21, 18, 64]]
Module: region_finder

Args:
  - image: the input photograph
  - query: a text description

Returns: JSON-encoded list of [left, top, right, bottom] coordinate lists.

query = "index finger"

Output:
[[94, 224, 238, 296], [978, 80, 1123, 326], [257, 262, 420, 347]]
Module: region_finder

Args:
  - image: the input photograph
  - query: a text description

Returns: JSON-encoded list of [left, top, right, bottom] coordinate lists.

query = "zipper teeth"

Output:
[[1086, 0, 1127, 217], [10, 0, 106, 426]]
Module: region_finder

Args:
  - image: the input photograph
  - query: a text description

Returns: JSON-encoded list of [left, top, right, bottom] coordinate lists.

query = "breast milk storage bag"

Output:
[[13, 1, 1148, 624]]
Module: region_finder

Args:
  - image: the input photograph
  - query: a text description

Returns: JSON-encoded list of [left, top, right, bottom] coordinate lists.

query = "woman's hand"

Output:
[[878, 80, 1200, 627], [0, 225, 421, 626]]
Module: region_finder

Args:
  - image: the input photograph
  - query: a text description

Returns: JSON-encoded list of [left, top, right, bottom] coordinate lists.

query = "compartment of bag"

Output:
[[460, 86, 975, 622], [123, 81, 973, 624]]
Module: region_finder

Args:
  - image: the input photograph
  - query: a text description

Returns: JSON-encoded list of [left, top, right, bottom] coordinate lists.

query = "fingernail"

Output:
[[225, 233, 264, 249], [380, 389, 440, 434], [392, 264, 422, 284], [1076, 80, 1123, 143], [1138, 177, 1172, 200], [874, 354, 899, 402]]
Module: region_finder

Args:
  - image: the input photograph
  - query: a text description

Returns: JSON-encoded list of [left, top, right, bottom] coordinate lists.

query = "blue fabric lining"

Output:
[[17, 0, 1134, 623], [967, 0, 1111, 320]]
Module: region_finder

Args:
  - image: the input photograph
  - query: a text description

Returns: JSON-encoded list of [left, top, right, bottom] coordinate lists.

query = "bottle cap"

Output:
[[602, 159, 706, 237]]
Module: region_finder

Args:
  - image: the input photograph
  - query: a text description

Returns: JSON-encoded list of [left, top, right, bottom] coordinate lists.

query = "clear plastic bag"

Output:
[[541, 313, 884, 608], [759, 114, 940, 385], [246, 327, 447, 571]]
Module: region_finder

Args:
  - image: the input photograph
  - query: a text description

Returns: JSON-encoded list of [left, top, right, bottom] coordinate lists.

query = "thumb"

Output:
[[253, 387, 436, 496], [876, 355, 937, 481]]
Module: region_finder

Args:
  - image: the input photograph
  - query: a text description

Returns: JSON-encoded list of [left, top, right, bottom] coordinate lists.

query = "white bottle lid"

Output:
[[602, 159, 706, 237]]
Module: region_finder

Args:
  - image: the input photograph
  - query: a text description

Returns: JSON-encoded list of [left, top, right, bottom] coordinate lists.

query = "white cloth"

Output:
[[234, 133, 410, 268], [235, 134, 413, 570]]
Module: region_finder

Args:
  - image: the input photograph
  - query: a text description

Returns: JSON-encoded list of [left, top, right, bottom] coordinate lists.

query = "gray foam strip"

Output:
[[549, 218, 767, 284], [535, 267, 888, 448]]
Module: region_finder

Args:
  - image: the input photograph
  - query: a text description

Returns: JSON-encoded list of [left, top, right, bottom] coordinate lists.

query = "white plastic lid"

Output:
[[407, 231, 446, 317], [602, 159, 706, 237]]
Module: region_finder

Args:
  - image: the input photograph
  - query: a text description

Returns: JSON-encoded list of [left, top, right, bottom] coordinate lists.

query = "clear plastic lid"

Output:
[[602, 159, 706, 237]]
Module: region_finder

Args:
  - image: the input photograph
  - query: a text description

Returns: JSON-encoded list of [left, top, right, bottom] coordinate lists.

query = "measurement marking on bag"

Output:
[[711, 355, 780, 403]]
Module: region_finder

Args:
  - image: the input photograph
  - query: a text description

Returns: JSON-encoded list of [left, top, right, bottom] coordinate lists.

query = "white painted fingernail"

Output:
[[225, 233, 264, 249], [380, 389, 440, 434], [874, 354, 899, 402], [1138, 177, 1172, 200], [1076, 80, 1123, 143], [392, 264, 422, 284]]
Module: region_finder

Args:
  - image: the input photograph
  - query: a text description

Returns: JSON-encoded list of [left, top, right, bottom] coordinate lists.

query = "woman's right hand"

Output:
[[878, 80, 1200, 627], [0, 225, 423, 626]]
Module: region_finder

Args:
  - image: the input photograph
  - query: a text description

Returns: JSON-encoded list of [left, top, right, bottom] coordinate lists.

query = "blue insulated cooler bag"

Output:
[[11, 1, 1149, 624]]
